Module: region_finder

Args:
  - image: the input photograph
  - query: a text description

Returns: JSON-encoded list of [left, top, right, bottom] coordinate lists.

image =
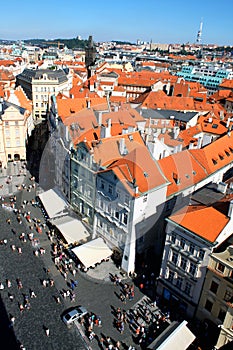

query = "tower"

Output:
[[85, 35, 96, 78], [196, 20, 203, 44]]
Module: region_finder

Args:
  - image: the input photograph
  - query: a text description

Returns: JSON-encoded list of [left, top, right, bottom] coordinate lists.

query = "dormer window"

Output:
[[216, 262, 225, 273], [212, 158, 218, 165], [219, 153, 224, 160]]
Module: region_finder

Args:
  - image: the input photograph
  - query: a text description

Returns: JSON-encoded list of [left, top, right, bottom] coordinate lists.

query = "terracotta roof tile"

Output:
[[168, 205, 229, 243], [158, 150, 207, 197], [190, 132, 233, 174]]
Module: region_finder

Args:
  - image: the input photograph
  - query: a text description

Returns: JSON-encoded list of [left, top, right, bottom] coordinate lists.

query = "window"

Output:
[[115, 211, 119, 220], [109, 185, 113, 195], [5, 121, 9, 126], [100, 200, 103, 209], [171, 233, 176, 244], [198, 249, 205, 260], [180, 238, 185, 249], [217, 262, 225, 273], [107, 204, 112, 214], [123, 213, 128, 225], [205, 299, 213, 312], [176, 276, 183, 289], [101, 180, 104, 190], [15, 128, 19, 136], [143, 194, 148, 203], [224, 289, 233, 302], [180, 257, 187, 270], [15, 121, 18, 126], [210, 280, 219, 294], [189, 243, 195, 254], [168, 270, 174, 283], [36, 95, 38, 99], [184, 282, 192, 296], [189, 262, 196, 276], [125, 194, 129, 205], [218, 309, 226, 322], [172, 251, 178, 265], [16, 139, 20, 147]]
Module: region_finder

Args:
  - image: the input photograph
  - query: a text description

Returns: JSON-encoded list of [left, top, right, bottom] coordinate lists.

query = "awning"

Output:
[[38, 188, 68, 218], [71, 237, 112, 269], [49, 215, 89, 245]]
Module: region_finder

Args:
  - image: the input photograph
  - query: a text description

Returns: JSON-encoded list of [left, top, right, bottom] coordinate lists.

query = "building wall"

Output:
[[0, 104, 29, 166], [157, 220, 212, 318]]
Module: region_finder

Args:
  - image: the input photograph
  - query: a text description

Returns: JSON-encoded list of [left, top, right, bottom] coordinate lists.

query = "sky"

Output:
[[1, 0, 232, 45]]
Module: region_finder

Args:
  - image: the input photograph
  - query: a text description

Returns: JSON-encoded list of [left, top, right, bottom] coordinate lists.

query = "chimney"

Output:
[[173, 172, 180, 184], [0, 97, 3, 114], [189, 141, 194, 149], [220, 110, 224, 120], [173, 126, 180, 139], [97, 111, 102, 126], [100, 118, 111, 139], [197, 137, 202, 149], [161, 127, 166, 134], [217, 182, 227, 194], [86, 99, 91, 109], [228, 200, 233, 218], [119, 138, 127, 155], [226, 118, 231, 128]]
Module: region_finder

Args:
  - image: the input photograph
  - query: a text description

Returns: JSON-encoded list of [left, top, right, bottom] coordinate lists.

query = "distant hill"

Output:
[[24, 37, 89, 50]]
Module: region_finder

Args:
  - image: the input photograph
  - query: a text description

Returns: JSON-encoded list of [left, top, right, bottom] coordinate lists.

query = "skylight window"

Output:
[[212, 124, 218, 129]]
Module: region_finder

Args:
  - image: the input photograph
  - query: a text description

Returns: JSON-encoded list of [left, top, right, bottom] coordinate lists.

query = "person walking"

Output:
[[45, 327, 50, 336], [30, 290, 37, 298]]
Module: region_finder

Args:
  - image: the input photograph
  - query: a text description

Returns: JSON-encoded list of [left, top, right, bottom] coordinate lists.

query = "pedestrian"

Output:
[[11, 244, 16, 251], [7, 279, 12, 288], [9, 315, 15, 327], [17, 279, 23, 289], [72, 269, 76, 277], [45, 327, 50, 336], [18, 247, 22, 254], [56, 296, 61, 304], [49, 279, 54, 287], [19, 304, 24, 313], [9, 293, 14, 301], [99, 337, 104, 348], [3, 239, 7, 245], [0, 282, 4, 290], [30, 290, 37, 298]]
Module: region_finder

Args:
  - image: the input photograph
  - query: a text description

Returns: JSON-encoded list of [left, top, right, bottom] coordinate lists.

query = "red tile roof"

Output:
[[190, 132, 233, 175], [168, 204, 229, 243], [158, 150, 207, 197]]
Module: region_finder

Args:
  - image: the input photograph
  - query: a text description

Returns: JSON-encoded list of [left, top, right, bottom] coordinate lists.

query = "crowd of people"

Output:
[[0, 162, 169, 350]]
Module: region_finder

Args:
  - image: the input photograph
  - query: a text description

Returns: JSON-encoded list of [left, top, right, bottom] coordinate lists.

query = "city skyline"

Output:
[[1, 0, 233, 46]]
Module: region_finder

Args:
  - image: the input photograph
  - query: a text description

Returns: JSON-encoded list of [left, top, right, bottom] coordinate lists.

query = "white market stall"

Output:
[[71, 237, 112, 269]]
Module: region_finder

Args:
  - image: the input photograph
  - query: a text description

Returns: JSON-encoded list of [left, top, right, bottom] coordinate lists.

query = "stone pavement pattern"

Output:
[[0, 163, 146, 350]]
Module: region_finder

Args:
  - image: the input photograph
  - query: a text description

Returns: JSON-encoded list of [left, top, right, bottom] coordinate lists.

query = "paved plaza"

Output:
[[0, 162, 149, 350]]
